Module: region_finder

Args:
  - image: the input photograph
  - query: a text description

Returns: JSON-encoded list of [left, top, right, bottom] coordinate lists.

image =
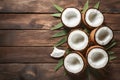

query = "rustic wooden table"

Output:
[[0, 0, 119, 80]]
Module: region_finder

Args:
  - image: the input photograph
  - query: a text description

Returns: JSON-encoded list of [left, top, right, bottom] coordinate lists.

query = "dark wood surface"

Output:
[[0, 0, 119, 80]]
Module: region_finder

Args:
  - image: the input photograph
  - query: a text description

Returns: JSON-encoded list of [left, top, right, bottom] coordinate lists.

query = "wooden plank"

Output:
[[0, 14, 59, 30], [0, 47, 119, 63], [0, 14, 119, 30], [0, 30, 119, 47], [0, 63, 68, 80], [0, 47, 56, 63], [0, 30, 60, 46], [0, 0, 119, 13], [0, 63, 119, 80]]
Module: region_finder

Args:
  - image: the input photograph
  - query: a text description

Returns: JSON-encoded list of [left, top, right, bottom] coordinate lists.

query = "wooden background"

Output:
[[0, 0, 119, 80]]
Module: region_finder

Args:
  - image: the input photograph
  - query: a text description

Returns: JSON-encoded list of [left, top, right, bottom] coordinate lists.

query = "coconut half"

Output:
[[83, 8, 104, 28], [90, 26, 113, 46], [68, 30, 88, 51], [86, 46, 108, 69], [61, 8, 81, 28], [50, 47, 65, 58], [64, 53, 86, 74]]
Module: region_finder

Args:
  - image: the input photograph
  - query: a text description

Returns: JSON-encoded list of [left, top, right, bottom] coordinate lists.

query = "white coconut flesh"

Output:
[[95, 27, 113, 45], [68, 30, 88, 50], [85, 9, 104, 27], [61, 8, 81, 28], [50, 47, 65, 58], [88, 48, 108, 69], [64, 53, 84, 74]]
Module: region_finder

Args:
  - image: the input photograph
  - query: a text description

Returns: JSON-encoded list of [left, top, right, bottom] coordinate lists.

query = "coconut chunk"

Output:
[[50, 47, 65, 58]]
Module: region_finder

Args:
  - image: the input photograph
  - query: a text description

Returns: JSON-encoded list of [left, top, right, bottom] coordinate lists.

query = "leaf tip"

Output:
[[94, 1, 100, 9], [110, 56, 117, 61], [50, 28, 54, 30], [82, 0, 89, 13], [53, 4, 63, 12]]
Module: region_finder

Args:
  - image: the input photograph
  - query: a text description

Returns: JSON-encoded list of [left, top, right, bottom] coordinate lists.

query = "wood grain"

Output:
[[0, 63, 119, 80], [0, 30, 59, 46], [0, 47, 56, 63], [0, 63, 68, 80], [0, 14, 119, 30], [0, 30, 119, 47], [0, 47, 119, 63], [0, 0, 119, 13], [0, 14, 58, 30], [0, 0, 119, 80]]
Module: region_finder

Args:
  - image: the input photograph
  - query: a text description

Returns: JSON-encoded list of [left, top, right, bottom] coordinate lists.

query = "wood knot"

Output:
[[20, 66, 38, 80]]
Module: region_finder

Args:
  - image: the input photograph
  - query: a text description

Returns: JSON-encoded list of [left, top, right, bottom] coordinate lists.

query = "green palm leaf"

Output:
[[106, 41, 117, 50], [54, 4, 64, 12], [51, 22, 63, 30], [54, 58, 64, 71], [108, 51, 114, 55], [54, 37, 67, 47], [51, 13, 61, 17], [94, 1, 100, 9], [52, 30, 67, 38], [110, 56, 117, 61], [82, 0, 89, 13]]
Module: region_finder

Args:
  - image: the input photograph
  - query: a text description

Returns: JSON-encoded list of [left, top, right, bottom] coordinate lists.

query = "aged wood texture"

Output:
[[0, 0, 119, 13], [0, 47, 119, 63], [0, 30, 119, 46], [0, 63, 119, 80], [0, 0, 119, 80], [0, 14, 119, 30]]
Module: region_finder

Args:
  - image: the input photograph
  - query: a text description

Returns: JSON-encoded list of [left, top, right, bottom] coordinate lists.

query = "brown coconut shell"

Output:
[[67, 29, 89, 53], [86, 45, 109, 69], [82, 8, 104, 29], [89, 28, 98, 44], [64, 52, 87, 75], [61, 8, 82, 28], [89, 26, 114, 46]]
